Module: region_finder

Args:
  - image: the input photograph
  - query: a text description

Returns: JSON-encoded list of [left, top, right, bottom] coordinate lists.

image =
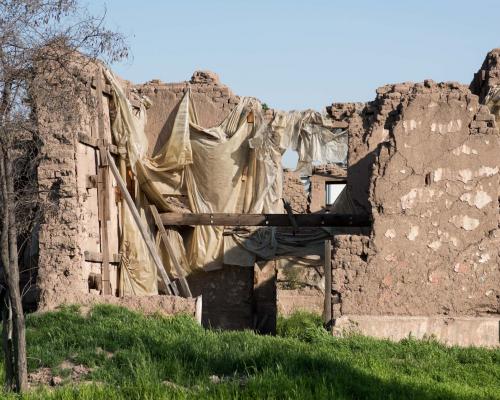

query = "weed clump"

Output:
[[277, 311, 328, 342]]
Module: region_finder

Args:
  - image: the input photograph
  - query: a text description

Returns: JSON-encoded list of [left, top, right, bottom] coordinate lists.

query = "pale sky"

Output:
[[94, 0, 500, 165]]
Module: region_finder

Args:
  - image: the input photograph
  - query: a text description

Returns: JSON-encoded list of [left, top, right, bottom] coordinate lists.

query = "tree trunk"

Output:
[[0, 145, 28, 392], [0, 147, 14, 390], [4, 150, 28, 392], [1, 289, 14, 390]]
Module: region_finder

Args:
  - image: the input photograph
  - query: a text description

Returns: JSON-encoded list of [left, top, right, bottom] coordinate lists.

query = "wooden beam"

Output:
[[159, 213, 371, 227], [150, 205, 192, 298], [106, 149, 179, 296], [331, 121, 349, 129], [95, 70, 111, 295], [84, 250, 121, 264], [78, 132, 118, 155], [323, 239, 332, 328]]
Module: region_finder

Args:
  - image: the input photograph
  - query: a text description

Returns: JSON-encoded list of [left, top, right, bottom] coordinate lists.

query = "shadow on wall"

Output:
[[346, 102, 402, 216], [187, 266, 255, 330]]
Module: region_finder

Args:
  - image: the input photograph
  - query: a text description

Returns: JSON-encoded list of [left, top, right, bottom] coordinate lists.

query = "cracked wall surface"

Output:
[[331, 79, 500, 318]]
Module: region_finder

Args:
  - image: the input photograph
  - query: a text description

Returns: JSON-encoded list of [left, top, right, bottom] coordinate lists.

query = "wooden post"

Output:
[[323, 239, 332, 328], [150, 205, 192, 298], [195, 295, 203, 325], [106, 150, 178, 296], [95, 70, 111, 295], [282, 198, 298, 234]]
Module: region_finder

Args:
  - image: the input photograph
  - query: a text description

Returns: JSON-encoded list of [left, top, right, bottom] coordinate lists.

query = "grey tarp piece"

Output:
[[104, 68, 347, 293], [223, 227, 331, 267]]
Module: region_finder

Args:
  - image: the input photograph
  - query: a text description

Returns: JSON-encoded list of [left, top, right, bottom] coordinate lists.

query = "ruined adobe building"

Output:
[[29, 50, 500, 346]]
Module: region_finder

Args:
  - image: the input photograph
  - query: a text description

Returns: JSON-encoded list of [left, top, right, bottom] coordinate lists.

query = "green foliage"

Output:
[[276, 311, 327, 342], [261, 103, 269, 111], [280, 266, 302, 290], [0, 306, 498, 399]]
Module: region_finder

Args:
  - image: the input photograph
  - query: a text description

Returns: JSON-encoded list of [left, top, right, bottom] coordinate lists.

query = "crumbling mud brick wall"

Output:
[[282, 169, 308, 213], [327, 102, 368, 214], [331, 81, 500, 319], [186, 266, 254, 330], [370, 84, 499, 316], [35, 61, 101, 309], [331, 235, 372, 317], [33, 61, 196, 316], [470, 48, 500, 103]]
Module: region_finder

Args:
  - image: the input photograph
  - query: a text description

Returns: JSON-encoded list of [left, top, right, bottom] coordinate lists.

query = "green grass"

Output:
[[0, 305, 498, 399]]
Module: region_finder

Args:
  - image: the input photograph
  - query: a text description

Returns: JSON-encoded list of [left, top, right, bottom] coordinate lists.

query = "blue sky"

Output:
[[94, 0, 500, 166], [98, 0, 500, 111]]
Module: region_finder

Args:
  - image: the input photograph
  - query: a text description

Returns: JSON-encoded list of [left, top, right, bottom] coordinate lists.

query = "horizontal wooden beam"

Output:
[[78, 132, 119, 155], [84, 250, 121, 264], [159, 213, 371, 227], [331, 121, 349, 129]]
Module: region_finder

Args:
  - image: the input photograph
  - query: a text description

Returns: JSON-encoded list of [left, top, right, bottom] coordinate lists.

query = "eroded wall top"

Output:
[[134, 71, 239, 155]]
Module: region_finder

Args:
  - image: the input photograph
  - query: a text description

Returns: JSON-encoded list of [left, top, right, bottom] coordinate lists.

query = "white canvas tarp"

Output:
[[104, 68, 347, 294]]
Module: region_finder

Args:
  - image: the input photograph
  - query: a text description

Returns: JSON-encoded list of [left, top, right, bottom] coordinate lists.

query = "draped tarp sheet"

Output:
[[223, 228, 331, 267], [104, 68, 347, 293], [104, 69, 158, 295]]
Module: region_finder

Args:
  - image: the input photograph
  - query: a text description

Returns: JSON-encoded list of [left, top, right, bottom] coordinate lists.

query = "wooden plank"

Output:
[[323, 239, 332, 328], [106, 149, 179, 296], [84, 250, 122, 264], [96, 154, 111, 294], [159, 213, 371, 227], [78, 132, 118, 155], [331, 121, 349, 129], [195, 296, 202, 325], [150, 205, 192, 298], [95, 70, 111, 295]]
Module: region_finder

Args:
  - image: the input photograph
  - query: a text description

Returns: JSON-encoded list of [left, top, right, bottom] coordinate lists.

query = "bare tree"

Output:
[[0, 0, 128, 392]]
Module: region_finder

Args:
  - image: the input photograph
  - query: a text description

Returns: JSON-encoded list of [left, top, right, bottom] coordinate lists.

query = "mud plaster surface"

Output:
[[331, 81, 500, 317]]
